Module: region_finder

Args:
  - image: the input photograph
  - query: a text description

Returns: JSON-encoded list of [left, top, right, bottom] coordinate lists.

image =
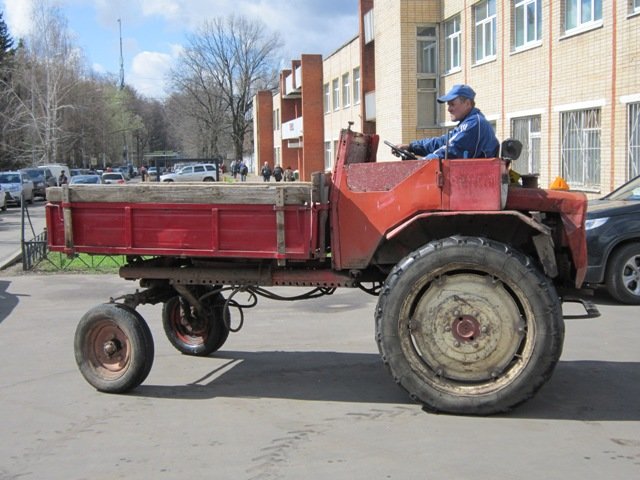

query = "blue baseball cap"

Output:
[[437, 84, 476, 103]]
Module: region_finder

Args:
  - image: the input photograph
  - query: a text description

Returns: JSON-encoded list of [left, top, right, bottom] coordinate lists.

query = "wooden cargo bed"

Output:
[[46, 182, 323, 261]]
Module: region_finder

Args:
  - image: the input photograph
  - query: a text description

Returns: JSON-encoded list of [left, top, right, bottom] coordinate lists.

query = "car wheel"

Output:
[[605, 243, 640, 304]]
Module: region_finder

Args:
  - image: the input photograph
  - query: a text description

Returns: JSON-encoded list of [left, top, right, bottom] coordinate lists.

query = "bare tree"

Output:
[[170, 15, 282, 160], [0, 1, 81, 166]]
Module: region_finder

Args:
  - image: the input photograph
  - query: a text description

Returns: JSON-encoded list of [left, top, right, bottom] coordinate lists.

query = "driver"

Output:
[[397, 84, 499, 160]]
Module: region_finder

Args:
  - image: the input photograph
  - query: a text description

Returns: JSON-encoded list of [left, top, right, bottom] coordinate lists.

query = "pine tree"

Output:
[[0, 12, 15, 64]]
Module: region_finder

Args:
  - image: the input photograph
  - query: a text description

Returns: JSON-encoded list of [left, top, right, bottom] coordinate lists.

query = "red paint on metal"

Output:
[[505, 186, 588, 287], [47, 202, 317, 260]]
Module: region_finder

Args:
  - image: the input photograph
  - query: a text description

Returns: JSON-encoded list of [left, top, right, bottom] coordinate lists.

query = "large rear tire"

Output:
[[162, 288, 230, 356], [74, 303, 154, 393], [376, 236, 564, 415]]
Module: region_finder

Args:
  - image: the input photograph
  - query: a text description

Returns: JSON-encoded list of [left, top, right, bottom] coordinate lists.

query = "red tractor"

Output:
[[46, 126, 596, 414]]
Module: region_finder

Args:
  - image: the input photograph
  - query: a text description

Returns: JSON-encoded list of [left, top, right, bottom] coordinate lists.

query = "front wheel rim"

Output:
[[84, 320, 131, 379]]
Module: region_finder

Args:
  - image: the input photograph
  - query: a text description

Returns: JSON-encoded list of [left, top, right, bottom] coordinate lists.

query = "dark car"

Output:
[[584, 175, 640, 304], [20, 167, 47, 199]]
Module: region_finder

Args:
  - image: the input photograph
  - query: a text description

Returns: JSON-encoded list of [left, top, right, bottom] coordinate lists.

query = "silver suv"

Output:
[[160, 164, 218, 182], [0, 171, 35, 206]]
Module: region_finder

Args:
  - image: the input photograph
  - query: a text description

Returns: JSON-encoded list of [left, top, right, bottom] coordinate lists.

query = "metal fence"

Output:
[[20, 203, 126, 272]]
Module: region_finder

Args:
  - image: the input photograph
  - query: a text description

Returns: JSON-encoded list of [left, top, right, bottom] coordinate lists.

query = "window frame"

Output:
[[324, 141, 332, 171], [353, 67, 361, 105], [474, 0, 497, 64], [416, 25, 439, 128], [514, 0, 542, 50], [323, 83, 330, 114], [564, 0, 603, 33], [342, 72, 351, 108], [560, 108, 601, 190], [511, 115, 541, 174], [332, 78, 340, 112], [444, 15, 461, 73]]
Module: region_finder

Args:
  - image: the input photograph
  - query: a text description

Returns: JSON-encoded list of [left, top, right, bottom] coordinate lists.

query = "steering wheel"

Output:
[[384, 140, 417, 160]]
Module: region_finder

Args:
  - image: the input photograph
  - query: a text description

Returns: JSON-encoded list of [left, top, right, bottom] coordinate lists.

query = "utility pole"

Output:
[[118, 18, 125, 90], [118, 18, 128, 165]]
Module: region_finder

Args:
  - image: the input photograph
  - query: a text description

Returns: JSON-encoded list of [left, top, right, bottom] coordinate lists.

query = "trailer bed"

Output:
[[46, 182, 321, 261]]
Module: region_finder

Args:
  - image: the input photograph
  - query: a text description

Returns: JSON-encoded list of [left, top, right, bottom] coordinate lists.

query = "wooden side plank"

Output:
[[47, 182, 314, 206]]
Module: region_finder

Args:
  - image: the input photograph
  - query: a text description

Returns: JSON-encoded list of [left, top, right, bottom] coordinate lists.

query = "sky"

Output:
[[1, 0, 359, 99]]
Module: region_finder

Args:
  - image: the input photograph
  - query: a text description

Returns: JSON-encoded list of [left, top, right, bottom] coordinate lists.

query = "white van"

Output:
[[39, 164, 71, 186]]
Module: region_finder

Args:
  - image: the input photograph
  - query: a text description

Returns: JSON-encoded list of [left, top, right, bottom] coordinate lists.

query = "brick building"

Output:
[[253, 0, 640, 194]]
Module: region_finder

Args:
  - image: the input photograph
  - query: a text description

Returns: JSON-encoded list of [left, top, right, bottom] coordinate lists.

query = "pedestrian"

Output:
[[273, 164, 283, 182], [395, 84, 499, 160], [240, 161, 248, 182], [261, 162, 272, 182], [230, 160, 238, 179], [58, 170, 68, 185], [284, 166, 294, 182]]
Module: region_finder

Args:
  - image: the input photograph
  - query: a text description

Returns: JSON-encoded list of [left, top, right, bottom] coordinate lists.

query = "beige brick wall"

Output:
[[375, 0, 640, 195], [322, 37, 362, 165], [260, 1, 639, 194]]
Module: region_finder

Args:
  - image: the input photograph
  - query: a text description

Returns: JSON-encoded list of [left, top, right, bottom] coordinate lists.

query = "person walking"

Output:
[[261, 162, 272, 182], [273, 164, 283, 182]]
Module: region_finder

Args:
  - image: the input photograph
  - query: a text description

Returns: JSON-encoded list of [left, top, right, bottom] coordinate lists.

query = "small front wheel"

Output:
[[74, 303, 154, 393]]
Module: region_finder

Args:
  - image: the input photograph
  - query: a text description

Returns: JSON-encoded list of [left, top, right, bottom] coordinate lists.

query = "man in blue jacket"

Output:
[[398, 84, 499, 160]]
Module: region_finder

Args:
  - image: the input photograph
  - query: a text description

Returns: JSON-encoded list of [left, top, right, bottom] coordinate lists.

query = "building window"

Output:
[[274, 146, 281, 166], [324, 141, 332, 171], [633, 0, 640, 13], [511, 116, 541, 174], [417, 26, 438, 127], [514, 0, 542, 49], [444, 16, 461, 73], [564, 0, 602, 31], [364, 10, 374, 44], [323, 83, 330, 114], [417, 26, 437, 74], [342, 73, 350, 108], [353, 67, 361, 105], [561, 108, 601, 189], [629, 102, 640, 179], [332, 78, 340, 111], [273, 109, 280, 131], [474, 0, 497, 63]]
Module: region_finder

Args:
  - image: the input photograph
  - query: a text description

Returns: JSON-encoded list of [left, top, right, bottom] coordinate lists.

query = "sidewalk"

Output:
[[0, 202, 47, 270]]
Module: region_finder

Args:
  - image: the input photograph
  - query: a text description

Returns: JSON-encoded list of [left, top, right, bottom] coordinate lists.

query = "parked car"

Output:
[[584, 174, 640, 304], [0, 171, 34, 206], [70, 168, 92, 177], [0, 186, 6, 211], [160, 164, 217, 182], [70, 174, 103, 185], [101, 172, 126, 185], [20, 167, 47, 199], [147, 167, 159, 181], [39, 164, 70, 186]]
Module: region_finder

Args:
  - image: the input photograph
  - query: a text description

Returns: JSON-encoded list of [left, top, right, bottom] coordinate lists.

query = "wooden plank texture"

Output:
[[47, 182, 314, 206]]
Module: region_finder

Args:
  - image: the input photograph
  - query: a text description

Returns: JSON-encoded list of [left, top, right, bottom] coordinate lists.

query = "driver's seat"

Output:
[[500, 139, 523, 161]]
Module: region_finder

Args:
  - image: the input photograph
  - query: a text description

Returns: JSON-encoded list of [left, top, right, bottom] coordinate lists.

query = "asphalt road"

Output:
[[0, 272, 638, 479]]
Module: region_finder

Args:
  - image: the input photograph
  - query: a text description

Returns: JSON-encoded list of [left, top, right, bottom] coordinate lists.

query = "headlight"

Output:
[[585, 217, 609, 230]]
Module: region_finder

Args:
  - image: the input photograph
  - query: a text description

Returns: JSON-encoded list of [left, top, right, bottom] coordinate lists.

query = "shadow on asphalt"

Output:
[[0, 280, 20, 324], [130, 350, 640, 421], [133, 351, 413, 405]]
